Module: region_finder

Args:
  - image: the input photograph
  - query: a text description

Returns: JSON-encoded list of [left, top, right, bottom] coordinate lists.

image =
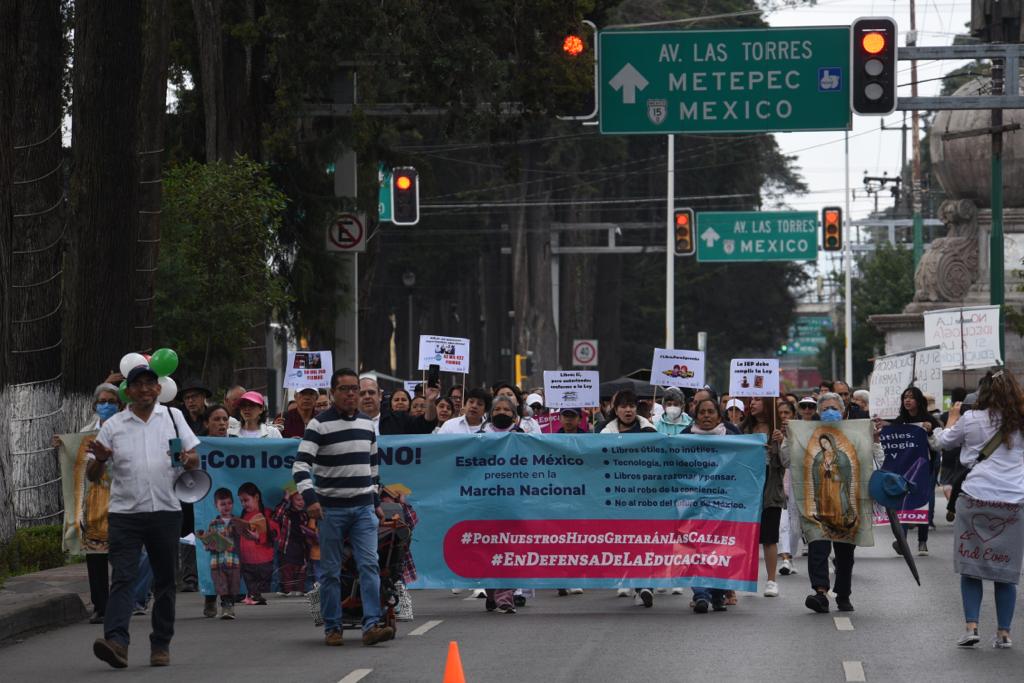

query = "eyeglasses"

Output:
[[335, 385, 359, 393]]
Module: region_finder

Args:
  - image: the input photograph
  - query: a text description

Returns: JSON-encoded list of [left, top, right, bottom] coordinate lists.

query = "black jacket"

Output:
[[378, 405, 436, 435]]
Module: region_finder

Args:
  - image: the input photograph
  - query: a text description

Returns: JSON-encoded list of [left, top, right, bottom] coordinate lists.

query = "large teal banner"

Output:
[[192, 433, 767, 594]]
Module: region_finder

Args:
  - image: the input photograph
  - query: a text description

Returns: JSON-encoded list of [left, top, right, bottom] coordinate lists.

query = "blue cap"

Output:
[[868, 470, 911, 509], [126, 365, 158, 385]]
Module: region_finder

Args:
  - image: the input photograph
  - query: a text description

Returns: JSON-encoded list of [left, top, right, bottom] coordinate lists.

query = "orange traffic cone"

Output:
[[442, 640, 466, 683]]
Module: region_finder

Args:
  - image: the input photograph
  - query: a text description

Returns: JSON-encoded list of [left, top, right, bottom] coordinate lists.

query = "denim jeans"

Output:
[[105, 511, 181, 649], [692, 587, 726, 603], [318, 505, 381, 633], [961, 576, 1018, 631]]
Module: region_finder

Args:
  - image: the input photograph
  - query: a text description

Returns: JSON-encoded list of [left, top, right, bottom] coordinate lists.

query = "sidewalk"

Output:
[[0, 563, 89, 642]]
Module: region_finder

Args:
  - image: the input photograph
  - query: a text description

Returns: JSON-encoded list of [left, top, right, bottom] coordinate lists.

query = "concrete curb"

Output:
[[0, 592, 87, 642]]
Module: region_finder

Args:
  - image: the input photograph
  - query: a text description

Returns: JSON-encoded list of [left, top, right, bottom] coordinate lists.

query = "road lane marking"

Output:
[[409, 619, 443, 636], [338, 669, 373, 683], [843, 661, 866, 682], [834, 616, 854, 631]]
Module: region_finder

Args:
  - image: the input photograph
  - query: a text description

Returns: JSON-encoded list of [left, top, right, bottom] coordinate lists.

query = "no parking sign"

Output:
[[326, 212, 366, 252]]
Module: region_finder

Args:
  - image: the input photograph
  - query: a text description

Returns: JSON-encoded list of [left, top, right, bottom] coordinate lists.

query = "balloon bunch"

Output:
[[117, 348, 179, 403]]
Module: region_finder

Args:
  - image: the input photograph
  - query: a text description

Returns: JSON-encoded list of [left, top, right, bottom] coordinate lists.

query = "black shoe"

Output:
[[513, 594, 526, 607], [638, 588, 654, 608], [693, 598, 710, 614], [485, 598, 497, 612], [711, 599, 727, 612], [557, 589, 568, 597], [918, 542, 929, 556], [805, 592, 830, 613], [835, 596, 854, 612]]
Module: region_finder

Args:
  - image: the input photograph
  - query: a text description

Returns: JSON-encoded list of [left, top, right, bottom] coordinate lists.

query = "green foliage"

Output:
[[156, 156, 290, 380], [0, 526, 66, 585], [817, 242, 916, 385]]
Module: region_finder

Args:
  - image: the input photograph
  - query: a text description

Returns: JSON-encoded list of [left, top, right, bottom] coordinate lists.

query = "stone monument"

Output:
[[869, 76, 1024, 388]]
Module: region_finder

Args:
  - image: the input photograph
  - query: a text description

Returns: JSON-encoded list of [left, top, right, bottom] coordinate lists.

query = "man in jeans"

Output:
[[87, 364, 200, 668], [293, 367, 394, 646]]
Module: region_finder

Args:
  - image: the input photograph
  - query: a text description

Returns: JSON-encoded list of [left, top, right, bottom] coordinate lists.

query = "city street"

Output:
[[1, 513, 1021, 683]]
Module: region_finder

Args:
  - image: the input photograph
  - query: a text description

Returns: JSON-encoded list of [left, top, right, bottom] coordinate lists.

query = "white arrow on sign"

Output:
[[609, 63, 649, 105], [700, 228, 721, 248]]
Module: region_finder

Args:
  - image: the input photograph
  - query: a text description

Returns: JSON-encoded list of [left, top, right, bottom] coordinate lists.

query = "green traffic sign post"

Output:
[[599, 27, 851, 134], [696, 211, 818, 262], [377, 163, 393, 222]]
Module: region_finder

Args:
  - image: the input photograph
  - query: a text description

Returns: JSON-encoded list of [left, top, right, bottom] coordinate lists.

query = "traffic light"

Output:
[[674, 208, 695, 256], [851, 17, 897, 115], [822, 206, 843, 251], [553, 20, 597, 119], [514, 353, 533, 389], [391, 166, 419, 225]]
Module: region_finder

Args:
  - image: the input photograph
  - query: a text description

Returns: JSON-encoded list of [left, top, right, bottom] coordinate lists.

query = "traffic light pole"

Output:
[[908, 2, 924, 270], [665, 133, 675, 349], [843, 132, 854, 387]]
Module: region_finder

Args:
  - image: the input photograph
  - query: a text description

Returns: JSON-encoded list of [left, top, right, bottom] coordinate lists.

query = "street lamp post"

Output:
[[402, 271, 416, 377]]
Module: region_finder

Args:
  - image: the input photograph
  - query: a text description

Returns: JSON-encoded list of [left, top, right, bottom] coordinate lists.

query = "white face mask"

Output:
[[665, 406, 682, 420]]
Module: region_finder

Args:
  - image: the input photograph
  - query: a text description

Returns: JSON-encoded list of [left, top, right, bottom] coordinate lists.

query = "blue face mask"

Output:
[[96, 403, 118, 421], [820, 407, 843, 422]]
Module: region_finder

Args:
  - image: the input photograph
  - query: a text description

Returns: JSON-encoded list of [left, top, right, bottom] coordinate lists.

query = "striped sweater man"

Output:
[[293, 407, 380, 509]]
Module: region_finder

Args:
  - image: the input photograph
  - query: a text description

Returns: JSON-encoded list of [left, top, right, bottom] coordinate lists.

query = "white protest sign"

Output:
[[728, 359, 779, 397], [283, 351, 333, 390], [543, 371, 600, 409], [868, 346, 943, 419], [417, 335, 470, 374], [650, 348, 705, 389], [869, 351, 914, 419], [403, 381, 421, 395], [922, 305, 1002, 370]]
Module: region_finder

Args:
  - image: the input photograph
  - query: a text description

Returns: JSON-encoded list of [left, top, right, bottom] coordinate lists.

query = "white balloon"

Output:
[[158, 376, 178, 404], [119, 352, 147, 377]]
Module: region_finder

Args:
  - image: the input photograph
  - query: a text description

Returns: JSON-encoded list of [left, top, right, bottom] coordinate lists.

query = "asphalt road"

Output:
[[1, 515, 1021, 682]]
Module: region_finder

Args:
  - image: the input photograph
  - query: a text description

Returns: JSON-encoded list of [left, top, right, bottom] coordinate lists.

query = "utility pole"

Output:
[[909, 0, 925, 269], [665, 134, 675, 349], [990, 4, 1007, 360]]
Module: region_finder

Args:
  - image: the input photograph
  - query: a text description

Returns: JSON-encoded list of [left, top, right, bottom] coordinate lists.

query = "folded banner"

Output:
[[872, 424, 932, 526], [788, 420, 875, 547], [381, 432, 767, 591], [186, 433, 766, 593], [58, 431, 107, 555]]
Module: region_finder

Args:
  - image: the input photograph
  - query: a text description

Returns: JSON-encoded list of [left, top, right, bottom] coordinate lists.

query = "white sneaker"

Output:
[[779, 558, 793, 575], [671, 587, 685, 595], [616, 588, 631, 597], [451, 589, 463, 595], [568, 588, 584, 594], [764, 580, 779, 597], [470, 589, 486, 599]]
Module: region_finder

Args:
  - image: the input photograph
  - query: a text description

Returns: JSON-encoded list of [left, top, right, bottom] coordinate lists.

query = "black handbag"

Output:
[[945, 430, 1005, 521]]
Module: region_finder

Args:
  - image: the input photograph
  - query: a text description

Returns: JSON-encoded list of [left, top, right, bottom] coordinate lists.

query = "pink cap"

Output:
[[238, 391, 265, 407]]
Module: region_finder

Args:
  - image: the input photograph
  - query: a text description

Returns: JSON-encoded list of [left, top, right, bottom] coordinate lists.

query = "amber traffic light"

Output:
[[852, 17, 897, 115]]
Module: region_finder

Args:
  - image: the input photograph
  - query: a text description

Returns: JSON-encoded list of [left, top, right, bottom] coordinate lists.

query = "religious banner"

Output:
[[58, 431, 107, 556], [871, 425, 933, 526], [788, 419, 876, 547]]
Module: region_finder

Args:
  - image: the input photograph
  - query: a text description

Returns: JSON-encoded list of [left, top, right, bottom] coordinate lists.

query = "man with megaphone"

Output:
[[86, 364, 201, 669]]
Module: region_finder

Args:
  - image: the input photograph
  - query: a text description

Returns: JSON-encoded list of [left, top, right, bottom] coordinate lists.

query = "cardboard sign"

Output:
[[543, 371, 600, 409], [417, 335, 470, 374], [283, 351, 332, 389], [923, 306, 1002, 370], [650, 348, 705, 389], [868, 346, 943, 420], [728, 359, 779, 397]]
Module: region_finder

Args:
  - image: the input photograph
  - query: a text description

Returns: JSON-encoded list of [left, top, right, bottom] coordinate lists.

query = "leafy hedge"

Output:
[[0, 525, 66, 586]]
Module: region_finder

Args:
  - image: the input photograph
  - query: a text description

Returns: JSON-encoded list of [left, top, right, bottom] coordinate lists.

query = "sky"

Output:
[[766, 0, 974, 220]]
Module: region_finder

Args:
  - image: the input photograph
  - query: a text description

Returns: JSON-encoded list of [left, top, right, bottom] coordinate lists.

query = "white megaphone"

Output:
[[173, 469, 212, 504]]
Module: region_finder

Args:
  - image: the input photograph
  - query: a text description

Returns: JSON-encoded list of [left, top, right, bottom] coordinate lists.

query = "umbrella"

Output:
[[886, 508, 921, 586], [599, 377, 658, 399]]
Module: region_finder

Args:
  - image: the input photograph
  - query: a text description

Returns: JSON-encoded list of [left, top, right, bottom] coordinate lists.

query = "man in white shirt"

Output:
[[438, 387, 490, 434], [87, 365, 201, 669]]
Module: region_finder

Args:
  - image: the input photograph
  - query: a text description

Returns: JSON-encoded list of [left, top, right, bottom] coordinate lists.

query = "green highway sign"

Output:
[[696, 211, 818, 262], [378, 163, 393, 222], [599, 26, 851, 134]]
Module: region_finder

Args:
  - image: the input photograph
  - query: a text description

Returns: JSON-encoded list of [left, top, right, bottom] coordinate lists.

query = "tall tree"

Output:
[[0, 0, 66, 538]]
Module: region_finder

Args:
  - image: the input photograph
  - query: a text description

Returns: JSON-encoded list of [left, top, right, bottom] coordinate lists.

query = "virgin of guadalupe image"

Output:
[[806, 431, 860, 541]]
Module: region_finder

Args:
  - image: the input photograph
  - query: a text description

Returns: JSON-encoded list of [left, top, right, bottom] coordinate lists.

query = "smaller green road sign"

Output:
[[696, 211, 818, 262], [599, 26, 851, 134]]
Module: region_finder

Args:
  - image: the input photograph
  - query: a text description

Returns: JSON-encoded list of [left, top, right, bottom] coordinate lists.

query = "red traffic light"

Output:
[[675, 212, 690, 227], [395, 175, 412, 191], [861, 31, 886, 55], [823, 209, 841, 227], [562, 34, 585, 57]]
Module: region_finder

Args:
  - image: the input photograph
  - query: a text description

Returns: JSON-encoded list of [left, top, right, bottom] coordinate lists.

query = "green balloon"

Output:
[[150, 348, 179, 377], [118, 380, 129, 403]]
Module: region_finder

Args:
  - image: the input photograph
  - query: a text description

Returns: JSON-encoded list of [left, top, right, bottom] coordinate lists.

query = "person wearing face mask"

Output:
[[492, 383, 541, 434], [654, 387, 693, 435], [801, 392, 884, 615]]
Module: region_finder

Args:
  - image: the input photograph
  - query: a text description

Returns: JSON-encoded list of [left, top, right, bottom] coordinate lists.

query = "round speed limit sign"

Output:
[[572, 339, 598, 367]]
